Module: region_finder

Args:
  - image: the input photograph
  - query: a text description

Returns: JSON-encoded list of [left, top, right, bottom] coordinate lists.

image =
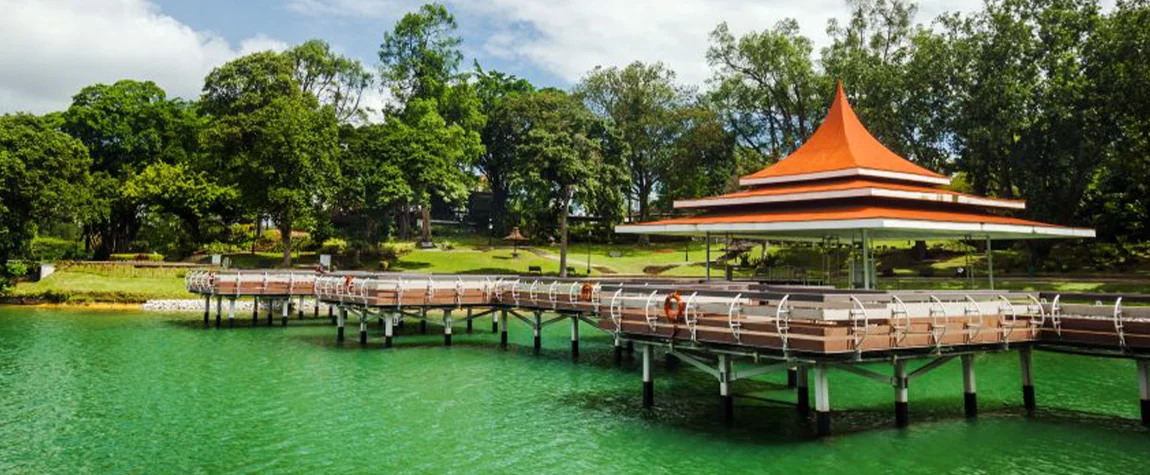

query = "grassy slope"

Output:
[[13, 266, 192, 303]]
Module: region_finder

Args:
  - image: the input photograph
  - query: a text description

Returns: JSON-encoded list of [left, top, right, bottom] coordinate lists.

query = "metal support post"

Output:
[[384, 313, 394, 349], [719, 354, 733, 423], [894, 360, 909, 428], [815, 363, 831, 436], [336, 306, 345, 342], [227, 297, 236, 328], [570, 315, 580, 359], [533, 311, 542, 355], [358, 309, 367, 345], [642, 344, 654, 408], [1020, 347, 1035, 415], [797, 364, 810, 417], [963, 354, 978, 418], [443, 309, 453, 347], [499, 309, 508, 348]]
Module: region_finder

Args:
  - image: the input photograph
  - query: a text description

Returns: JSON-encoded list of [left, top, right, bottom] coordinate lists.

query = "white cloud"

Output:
[[288, 0, 987, 87], [459, 0, 987, 85], [0, 0, 285, 114]]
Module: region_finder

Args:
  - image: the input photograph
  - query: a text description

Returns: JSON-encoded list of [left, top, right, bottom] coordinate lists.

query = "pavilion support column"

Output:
[[705, 232, 711, 282], [814, 363, 831, 437], [894, 360, 909, 428], [641, 344, 654, 409], [986, 237, 995, 291], [1020, 347, 1036, 416], [227, 297, 236, 328], [796, 364, 810, 417], [1137, 360, 1149, 426]]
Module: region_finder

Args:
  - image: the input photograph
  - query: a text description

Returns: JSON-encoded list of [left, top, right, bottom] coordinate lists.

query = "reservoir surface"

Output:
[[1, 307, 1147, 474]]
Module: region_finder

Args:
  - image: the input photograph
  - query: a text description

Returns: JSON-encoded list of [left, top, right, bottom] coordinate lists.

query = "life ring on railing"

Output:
[[207, 271, 216, 288], [580, 282, 595, 301], [664, 291, 684, 323], [344, 275, 353, 293]]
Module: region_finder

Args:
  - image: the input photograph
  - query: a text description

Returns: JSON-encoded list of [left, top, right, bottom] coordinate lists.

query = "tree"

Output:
[[378, 3, 463, 108], [504, 90, 613, 277], [0, 114, 90, 288], [378, 3, 484, 243], [287, 39, 374, 123], [61, 80, 201, 258], [475, 65, 535, 235], [201, 51, 340, 266], [707, 20, 827, 168], [576, 62, 687, 225], [121, 162, 237, 253], [660, 104, 738, 209], [334, 124, 413, 254]]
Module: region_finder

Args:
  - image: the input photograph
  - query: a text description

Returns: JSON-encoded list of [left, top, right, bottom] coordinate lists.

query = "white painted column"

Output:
[[280, 298, 289, 327], [641, 344, 654, 408], [384, 313, 394, 348], [814, 363, 831, 436], [443, 309, 453, 347], [570, 315, 580, 359], [719, 354, 733, 423], [963, 354, 977, 418]]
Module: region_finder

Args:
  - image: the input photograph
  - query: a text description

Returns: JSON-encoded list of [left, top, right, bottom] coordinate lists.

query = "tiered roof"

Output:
[[617, 83, 1094, 241]]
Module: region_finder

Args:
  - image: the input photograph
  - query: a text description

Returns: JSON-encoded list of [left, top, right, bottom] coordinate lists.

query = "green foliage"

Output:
[[378, 3, 463, 106], [109, 253, 164, 262], [29, 237, 87, 261], [201, 51, 340, 265], [320, 238, 349, 255], [287, 39, 374, 123], [475, 65, 536, 236], [0, 113, 91, 274]]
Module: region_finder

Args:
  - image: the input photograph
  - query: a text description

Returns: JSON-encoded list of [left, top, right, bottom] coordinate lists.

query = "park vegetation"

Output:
[[2, 0, 1149, 289]]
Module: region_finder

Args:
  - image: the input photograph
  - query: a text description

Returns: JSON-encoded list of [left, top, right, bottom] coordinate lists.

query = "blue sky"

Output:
[[0, 0, 990, 114]]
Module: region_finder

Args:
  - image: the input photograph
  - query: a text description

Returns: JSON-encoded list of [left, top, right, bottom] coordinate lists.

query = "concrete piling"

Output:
[[963, 354, 978, 419]]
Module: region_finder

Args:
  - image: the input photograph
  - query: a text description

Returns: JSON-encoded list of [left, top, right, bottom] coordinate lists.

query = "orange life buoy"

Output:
[[664, 291, 684, 322], [344, 275, 354, 292], [580, 282, 595, 301], [207, 271, 216, 287]]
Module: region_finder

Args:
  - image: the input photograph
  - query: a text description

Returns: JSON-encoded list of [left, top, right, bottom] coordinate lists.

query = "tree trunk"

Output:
[[280, 219, 292, 268], [252, 216, 261, 254], [420, 204, 432, 244], [559, 192, 569, 278]]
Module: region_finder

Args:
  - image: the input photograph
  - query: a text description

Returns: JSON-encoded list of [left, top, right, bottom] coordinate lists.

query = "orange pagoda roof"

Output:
[[740, 83, 948, 186], [617, 83, 1094, 241]]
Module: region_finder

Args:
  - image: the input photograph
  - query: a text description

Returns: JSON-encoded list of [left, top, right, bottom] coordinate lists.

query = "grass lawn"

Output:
[[13, 265, 193, 303]]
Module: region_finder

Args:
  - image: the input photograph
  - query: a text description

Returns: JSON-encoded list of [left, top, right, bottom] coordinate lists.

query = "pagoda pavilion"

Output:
[[616, 83, 1094, 289]]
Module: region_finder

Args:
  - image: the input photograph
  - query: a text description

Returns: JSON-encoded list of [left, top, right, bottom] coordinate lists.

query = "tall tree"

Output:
[[201, 51, 340, 266], [61, 80, 201, 258], [378, 3, 484, 243], [575, 61, 687, 225], [475, 65, 535, 235], [507, 90, 612, 277], [287, 39, 374, 123], [707, 20, 827, 170], [0, 113, 90, 288], [333, 124, 413, 256]]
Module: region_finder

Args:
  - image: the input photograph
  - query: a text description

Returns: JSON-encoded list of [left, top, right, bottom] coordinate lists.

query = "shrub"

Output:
[[380, 242, 414, 264], [29, 237, 87, 261], [320, 238, 349, 255], [110, 253, 164, 261]]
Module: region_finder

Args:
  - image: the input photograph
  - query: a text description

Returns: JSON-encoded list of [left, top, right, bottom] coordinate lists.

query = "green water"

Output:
[[0, 307, 1147, 474]]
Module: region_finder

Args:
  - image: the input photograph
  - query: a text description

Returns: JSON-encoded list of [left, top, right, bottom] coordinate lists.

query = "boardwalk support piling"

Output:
[[281, 298, 288, 327], [642, 344, 654, 408], [329, 305, 335, 325], [297, 295, 303, 319], [963, 354, 978, 418], [492, 310, 498, 333], [384, 314, 394, 348], [444, 310, 453, 347], [252, 297, 259, 326], [227, 297, 236, 328], [215, 296, 222, 328], [787, 367, 797, 388], [570, 315, 580, 359], [266, 300, 273, 327], [719, 354, 733, 423], [336, 307, 346, 342], [815, 363, 831, 436], [894, 360, 909, 428], [797, 364, 810, 417], [1020, 347, 1036, 416], [420, 308, 427, 334], [613, 338, 623, 366], [466, 307, 473, 334], [499, 309, 508, 348], [1138, 359, 1149, 426], [359, 309, 367, 345], [203, 295, 210, 328], [533, 311, 542, 355]]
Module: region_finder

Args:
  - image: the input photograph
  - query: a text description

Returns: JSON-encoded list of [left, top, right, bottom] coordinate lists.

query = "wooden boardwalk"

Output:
[[186, 270, 1150, 435]]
